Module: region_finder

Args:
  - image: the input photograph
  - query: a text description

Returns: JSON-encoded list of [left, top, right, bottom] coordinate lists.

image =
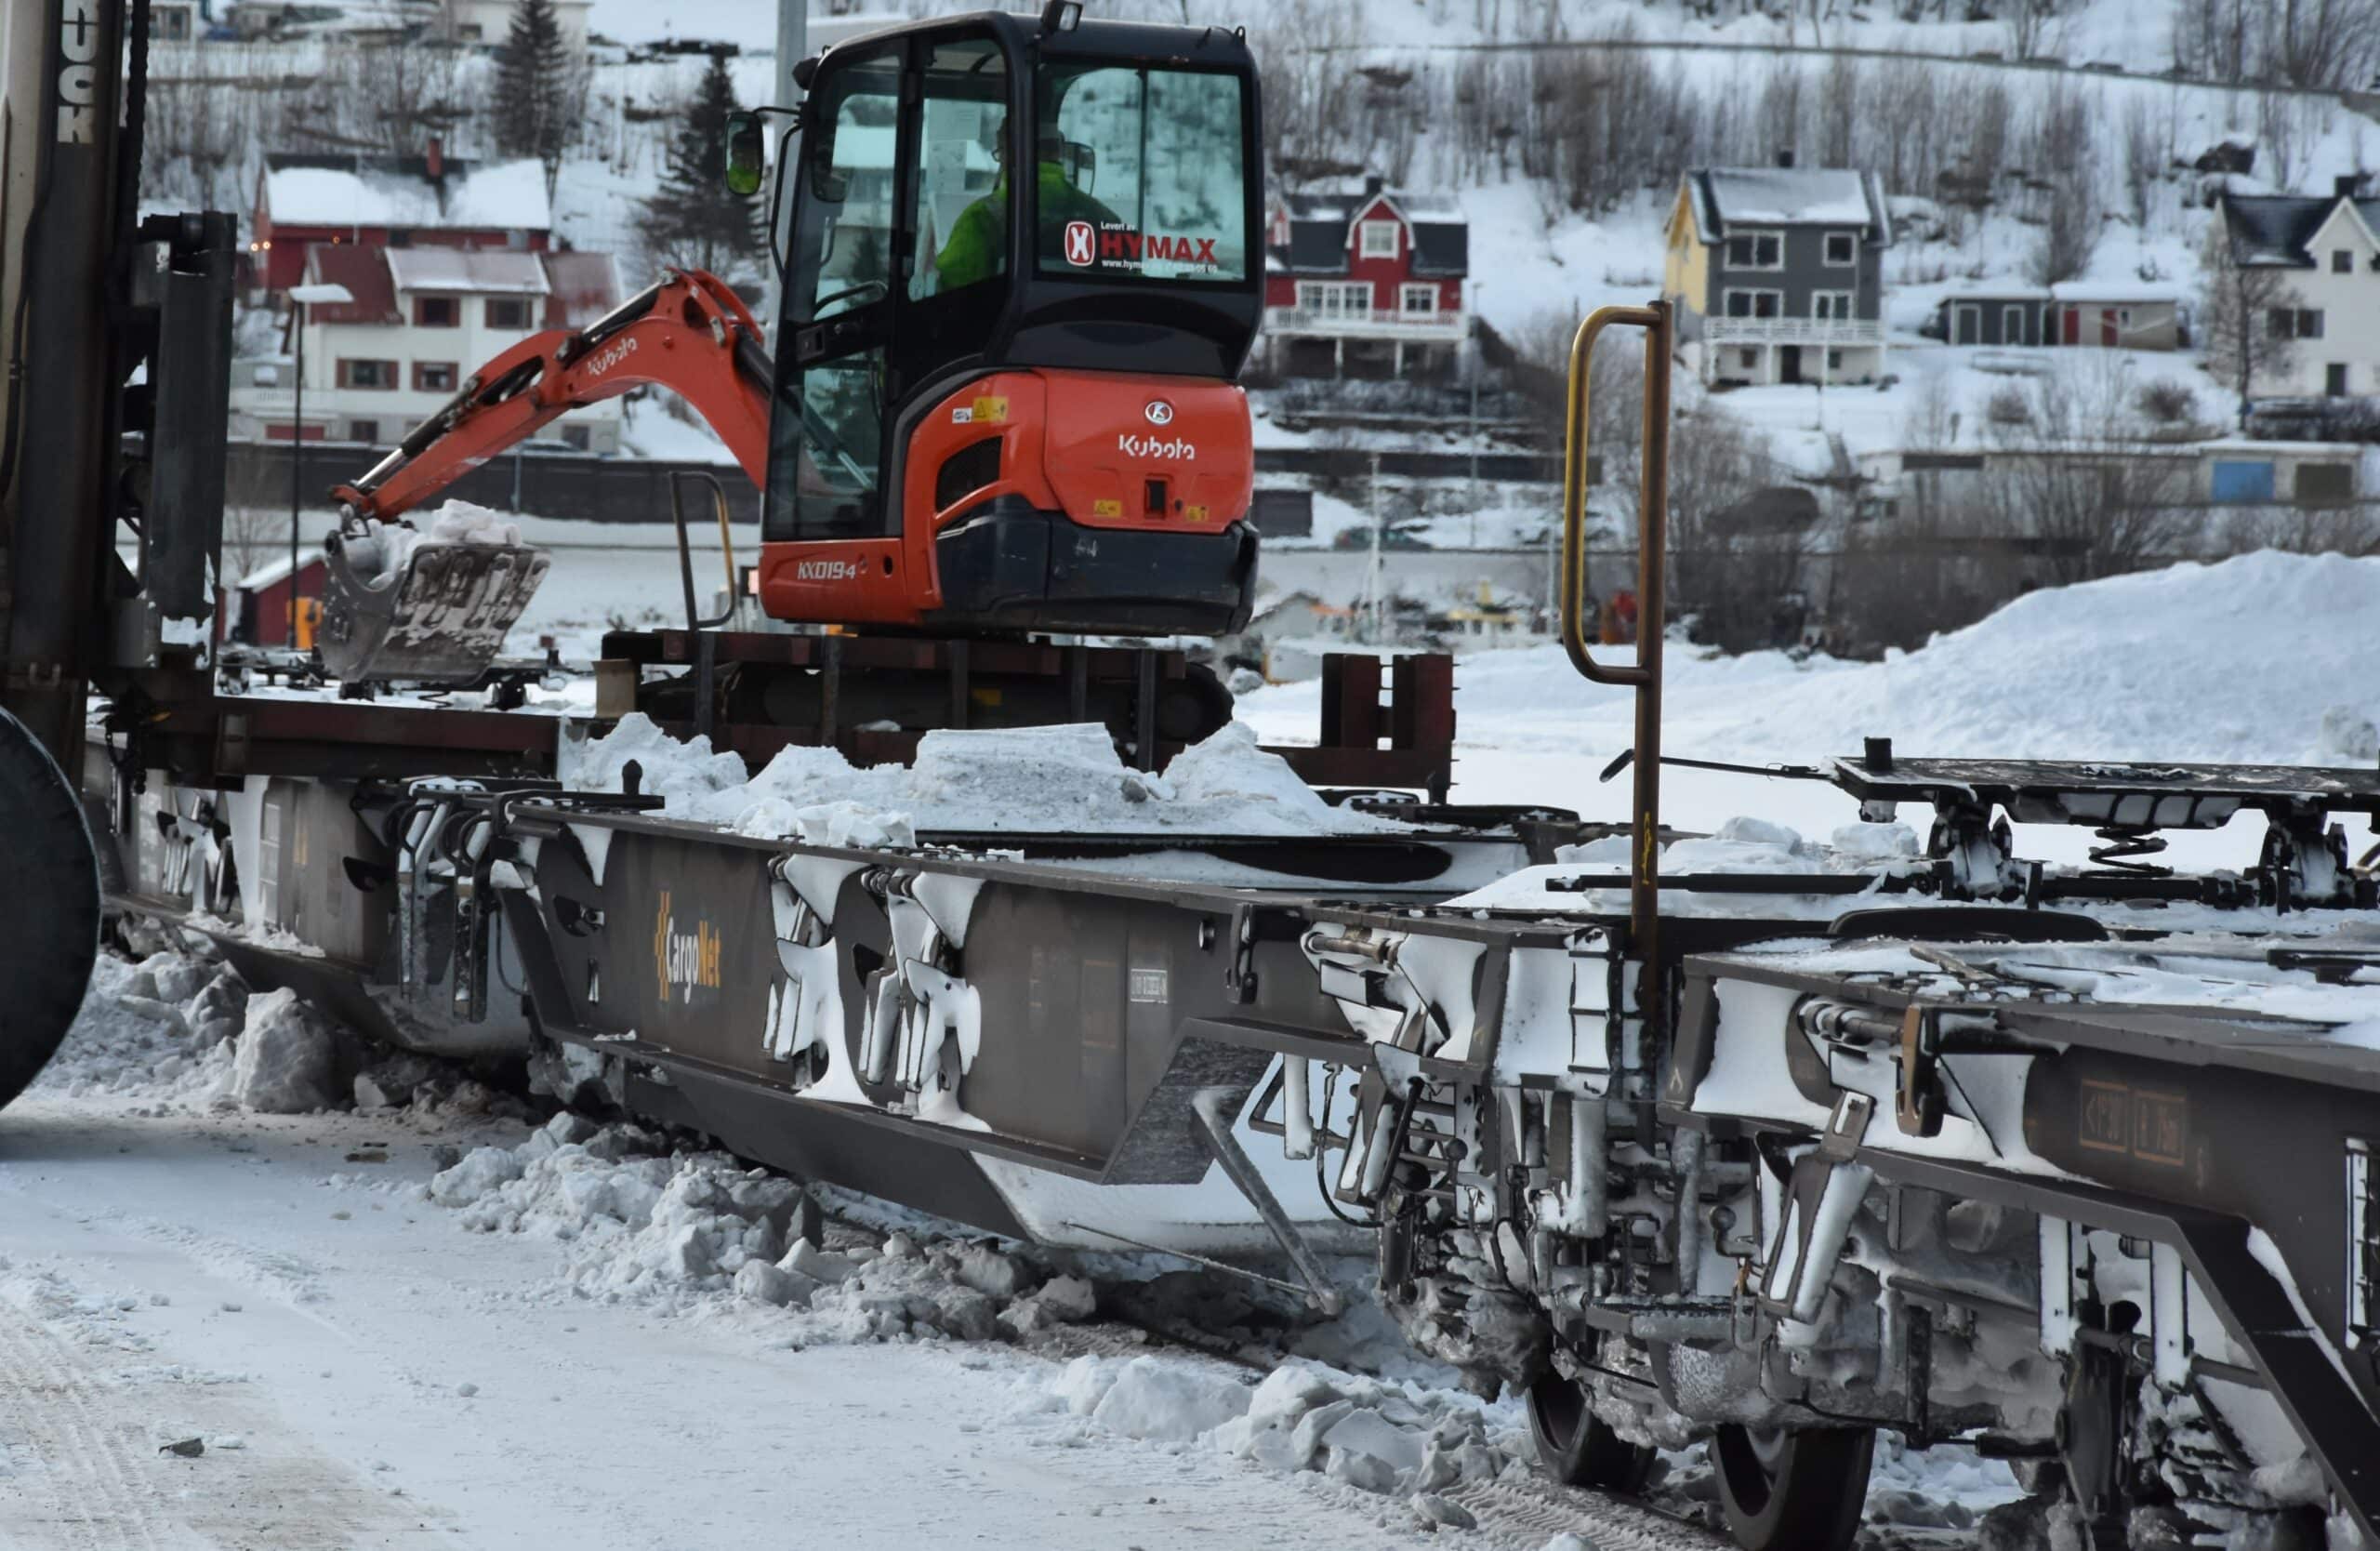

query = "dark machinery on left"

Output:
[[0, 0, 240, 1102]]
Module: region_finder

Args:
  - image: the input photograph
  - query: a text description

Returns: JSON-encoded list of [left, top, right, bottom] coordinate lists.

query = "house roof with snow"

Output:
[[303, 242, 401, 325], [386, 248, 550, 295], [542, 250, 625, 326], [259, 153, 553, 234], [2219, 191, 2380, 268], [1268, 180, 1468, 279], [302, 245, 622, 326], [1937, 281, 2178, 305], [1681, 166, 1892, 244]]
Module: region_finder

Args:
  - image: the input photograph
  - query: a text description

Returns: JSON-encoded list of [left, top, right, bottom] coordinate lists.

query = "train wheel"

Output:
[[0, 709, 99, 1110], [1527, 1370, 1656, 1492], [1712, 1425, 1874, 1551]]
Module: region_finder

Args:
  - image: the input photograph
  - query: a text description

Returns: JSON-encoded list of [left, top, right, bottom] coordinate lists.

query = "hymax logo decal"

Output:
[[653, 890, 723, 1006], [1118, 434, 1194, 460], [1063, 221, 1095, 267], [796, 560, 862, 581], [1143, 401, 1174, 427]]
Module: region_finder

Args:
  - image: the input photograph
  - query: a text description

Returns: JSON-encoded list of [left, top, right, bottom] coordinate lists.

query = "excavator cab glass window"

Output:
[[1034, 64, 1247, 283], [914, 39, 1009, 301]]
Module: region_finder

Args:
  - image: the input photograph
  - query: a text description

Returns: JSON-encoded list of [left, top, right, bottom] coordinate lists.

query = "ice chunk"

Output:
[[1089, 1356, 1252, 1442], [430, 1145, 527, 1207], [228, 988, 344, 1113], [1320, 1407, 1427, 1474], [1245, 1363, 1342, 1433], [951, 1243, 1028, 1301], [1830, 821, 1919, 861], [733, 1260, 814, 1309], [782, 1238, 858, 1285], [1054, 1354, 1124, 1415]]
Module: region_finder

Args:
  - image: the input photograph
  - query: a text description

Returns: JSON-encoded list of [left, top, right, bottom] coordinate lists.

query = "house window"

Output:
[[558, 425, 592, 451], [1296, 281, 1373, 315], [1823, 232, 1857, 265], [1826, 348, 1844, 369], [485, 297, 534, 329], [337, 359, 399, 389], [1726, 231, 1783, 269], [2002, 304, 2027, 342], [2296, 462, 2353, 503], [2328, 362, 2349, 397], [2268, 307, 2325, 340], [1723, 288, 1782, 319], [1399, 284, 1438, 314], [2210, 459, 2276, 503], [2335, 249, 2355, 273], [1951, 304, 1980, 345], [349, 419, 380, 444], [1811, 290, 1855, 321], [1358, 219, 1399, 260], [414, 297, 459, 327], [1738, 349, 1758, 369], [414, 361, 459, 392]]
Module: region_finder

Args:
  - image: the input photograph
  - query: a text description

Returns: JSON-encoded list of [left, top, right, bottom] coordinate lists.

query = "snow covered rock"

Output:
[[1029, 1273, 1095, 1322], [1320, 1407, 1428, 1477], [1409, 1491, 1476, 1531], [228, 988, 344, 1112], [430, 1146, 527, 1208], [1054, 1354, 1125, 1416], [733, 1259, 815, 1309], [1324, 1444, 1403, 1494], [950, 1242, 1028, 1300], [1089, 1356, 1251, 1442], [138, 953, 208, 1007], [782, 1237, 858, 1285], [1245, 1362, 1342, 1433]]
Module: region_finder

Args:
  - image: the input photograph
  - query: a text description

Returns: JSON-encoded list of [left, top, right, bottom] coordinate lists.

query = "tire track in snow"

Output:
[[0, 1316, 179, 1551]]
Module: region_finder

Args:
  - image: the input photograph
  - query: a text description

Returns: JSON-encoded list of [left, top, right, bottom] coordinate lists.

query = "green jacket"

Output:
[[935, 162, 1122, 291]]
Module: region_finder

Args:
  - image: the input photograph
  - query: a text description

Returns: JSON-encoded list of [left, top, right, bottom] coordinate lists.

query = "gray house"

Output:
[[1664, 161, 1894, 386], [1932, 283, 2182, 350]]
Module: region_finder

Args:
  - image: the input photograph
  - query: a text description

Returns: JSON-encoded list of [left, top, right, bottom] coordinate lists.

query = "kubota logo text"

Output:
[[1118, 434, 1194, 460], [586, 338, 639, 378], [653, 890, 722, 1006]]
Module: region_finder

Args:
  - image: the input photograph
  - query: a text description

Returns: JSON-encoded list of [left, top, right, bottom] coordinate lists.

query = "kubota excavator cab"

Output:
[[745, 6, 1263, 637]]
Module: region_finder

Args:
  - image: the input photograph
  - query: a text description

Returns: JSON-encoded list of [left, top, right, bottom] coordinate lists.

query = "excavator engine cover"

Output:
[[317, 523, 551, 685]]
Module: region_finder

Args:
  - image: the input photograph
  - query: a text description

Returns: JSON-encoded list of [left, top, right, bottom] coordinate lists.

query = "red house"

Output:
[[1262, 177, 1469, 379], [250, 146, 553, 297]]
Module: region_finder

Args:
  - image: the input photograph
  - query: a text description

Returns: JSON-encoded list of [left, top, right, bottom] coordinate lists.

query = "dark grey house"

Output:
[[1663, 163, 1894, 386], [1931, 284, 2182, 350]]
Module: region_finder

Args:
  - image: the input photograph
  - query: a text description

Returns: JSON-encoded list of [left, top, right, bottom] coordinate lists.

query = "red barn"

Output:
[[250, 147, 553, 298], [1262, 177, 1469, 379]]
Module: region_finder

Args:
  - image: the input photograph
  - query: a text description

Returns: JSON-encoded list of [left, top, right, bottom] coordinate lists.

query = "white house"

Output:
[[230, 243, 626, 453], [438, 0, 591, 50], [2218, 179, 2380, 400]]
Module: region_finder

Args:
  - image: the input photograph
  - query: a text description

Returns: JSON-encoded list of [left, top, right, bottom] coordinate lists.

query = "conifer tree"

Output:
[[495, 0, 575, 201], [635, 52, 766, 281]]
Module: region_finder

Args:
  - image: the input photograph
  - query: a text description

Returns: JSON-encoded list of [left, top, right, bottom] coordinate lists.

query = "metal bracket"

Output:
[[1223, 902, 1259, 1003], [1188, 1085, 1344, 1314]]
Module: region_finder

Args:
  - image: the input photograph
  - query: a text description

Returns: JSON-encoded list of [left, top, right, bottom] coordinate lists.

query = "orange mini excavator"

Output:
[[323, 7, 1265, 750]]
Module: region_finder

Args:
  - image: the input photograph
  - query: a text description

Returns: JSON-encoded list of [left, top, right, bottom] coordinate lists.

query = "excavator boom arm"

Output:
[[331, 269, 774, 522]]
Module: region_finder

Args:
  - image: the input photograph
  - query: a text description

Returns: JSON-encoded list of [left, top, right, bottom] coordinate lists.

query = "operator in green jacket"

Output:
[[934, 132, 1122, 293]]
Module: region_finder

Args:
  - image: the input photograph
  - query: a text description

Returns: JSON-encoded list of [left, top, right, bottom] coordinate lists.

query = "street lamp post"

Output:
[[284, 281, 353, 645]]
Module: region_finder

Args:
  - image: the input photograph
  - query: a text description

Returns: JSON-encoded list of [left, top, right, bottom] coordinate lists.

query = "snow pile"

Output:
[[226, 988, 346, 1114], [33, 952, 250, 1106], [1348, 551, 2380, 769], [343, 500, 527, 590], [40, 949, 514, 1120], [1035, 1351, 1514, 1527], [424, 1118, 1105, 1339], [560, 715, 1395, 841]]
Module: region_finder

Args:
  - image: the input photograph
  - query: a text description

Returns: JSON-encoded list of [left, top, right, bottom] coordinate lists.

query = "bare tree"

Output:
[[2120, 95, 2161, 228], [2002, 0, 2060, 60], [1981, 356, 2188, 585], [2200, 219, 2302, 428], [2025, 84, 2100, 285]]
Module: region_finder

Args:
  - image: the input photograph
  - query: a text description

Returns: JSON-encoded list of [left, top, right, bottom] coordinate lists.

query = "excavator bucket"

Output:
[[316, 514, 550, 685]]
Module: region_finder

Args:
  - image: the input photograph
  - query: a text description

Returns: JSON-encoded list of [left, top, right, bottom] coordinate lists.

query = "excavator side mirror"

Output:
[[723, 112, 766, 197]]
